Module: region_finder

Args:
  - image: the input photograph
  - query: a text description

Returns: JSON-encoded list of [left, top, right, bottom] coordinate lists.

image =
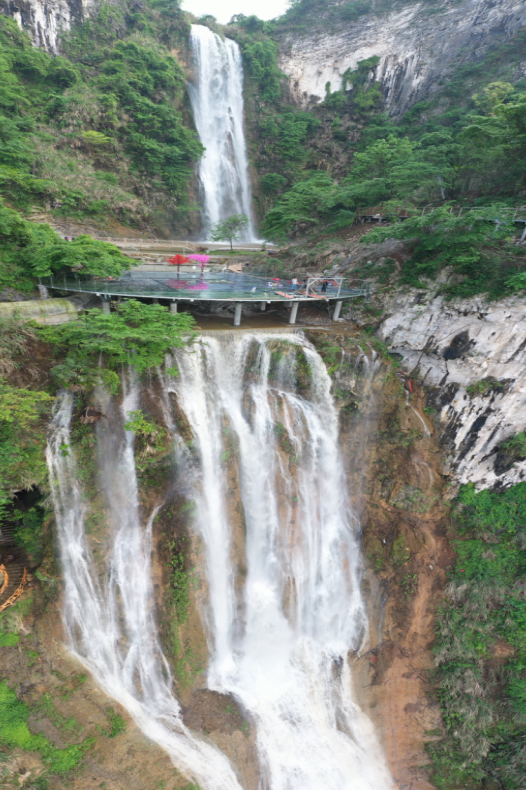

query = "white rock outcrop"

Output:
[[378, 290, 526, 489], [278, 0, 526, 117], [1, 0, 97, 53]]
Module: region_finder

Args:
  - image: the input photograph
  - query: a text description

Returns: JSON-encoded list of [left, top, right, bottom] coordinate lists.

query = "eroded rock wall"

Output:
[[378, 290, 526, 489], [1, 0, 97, 52], [277, 0, 526, 116]]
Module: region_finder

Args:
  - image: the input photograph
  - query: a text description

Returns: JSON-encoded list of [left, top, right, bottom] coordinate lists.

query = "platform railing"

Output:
[[42, 271, 372, 301]]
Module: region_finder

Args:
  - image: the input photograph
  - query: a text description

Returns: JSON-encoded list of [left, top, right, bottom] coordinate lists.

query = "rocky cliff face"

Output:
[[378, 289, 526, 489], [277, 0, 526, 117], [0, 0, 96, 52]]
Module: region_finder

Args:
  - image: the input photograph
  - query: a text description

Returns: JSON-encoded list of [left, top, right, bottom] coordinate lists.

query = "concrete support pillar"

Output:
[[170, 301, 178, 314], [289, 301, 299, 325], [102, 300, 111, 315], [234, 302, 243, 327], [260, 301, 266, 312], [332, 300, 343, 321], [152, 298, 159, 304]]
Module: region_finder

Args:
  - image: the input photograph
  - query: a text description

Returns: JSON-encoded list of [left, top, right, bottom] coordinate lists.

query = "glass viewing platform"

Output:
[[42, 271, 371, 325]]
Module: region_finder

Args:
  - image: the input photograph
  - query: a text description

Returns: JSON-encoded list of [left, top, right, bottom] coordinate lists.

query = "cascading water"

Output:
[[47, 381, 244, 790], [188, 25, 257, 241], [166, 333, 393, 790], [48, 332, 392, 790]]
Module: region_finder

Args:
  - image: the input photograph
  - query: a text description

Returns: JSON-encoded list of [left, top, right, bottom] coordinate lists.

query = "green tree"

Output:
[[0, 201, 134, 288], [210, 214, 250, 250], [41, 300, 197, 379], [362, 204, 516, 290], [32, 235, 134, 279], [261, 172, 334, 240], [0, 381, 53, 517]]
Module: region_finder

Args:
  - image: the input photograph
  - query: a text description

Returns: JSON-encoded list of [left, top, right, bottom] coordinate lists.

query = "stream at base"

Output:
[[47, 333, 392, 790]]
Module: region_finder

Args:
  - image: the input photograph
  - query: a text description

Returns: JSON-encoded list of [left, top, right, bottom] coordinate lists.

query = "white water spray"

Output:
[[47, 383, 243, 790], [49, 333, 392, 790], [188, 25, 256, 241], [168, 333, 393, 790]]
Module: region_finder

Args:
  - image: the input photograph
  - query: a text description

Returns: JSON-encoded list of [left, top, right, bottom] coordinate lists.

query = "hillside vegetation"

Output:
[[220, 5, 526, 300], [0, 1, 202, 237]]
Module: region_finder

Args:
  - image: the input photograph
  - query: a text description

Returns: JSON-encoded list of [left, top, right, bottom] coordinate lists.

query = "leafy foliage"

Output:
[[103, 707, 126, 738], [429, 483, 526, 789], [261, 172, 334, 240], [243, 12, 526, 298], [0, 680, 93, 774], [501, 433, 526, 459], [124, 410, 158, 436], [466, 377, 504, 397], [210, 214, 249, 249], [12, 505, 46, 560], [361, 204, 519, 296], [168, 542, 190, 624], [0, 380, 53, 517], [0, 200, 134, 291], [0, 6, 202, 231], [41, 300, 196, 387], [0, 313, 37, 375]]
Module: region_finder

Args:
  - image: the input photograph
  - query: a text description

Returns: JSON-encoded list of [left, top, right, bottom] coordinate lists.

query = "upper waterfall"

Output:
[[188, 25, 257, 242]]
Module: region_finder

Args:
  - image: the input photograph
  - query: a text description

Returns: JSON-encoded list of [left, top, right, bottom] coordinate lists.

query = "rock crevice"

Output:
[[379, 290, 526, 488]]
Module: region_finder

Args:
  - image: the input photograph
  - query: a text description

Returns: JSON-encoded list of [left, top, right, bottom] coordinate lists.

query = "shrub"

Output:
[[0, 681, 92, 774], [466, 377, 504, 397], [40, 300, 197, 379], [430, 482, 526, 788]]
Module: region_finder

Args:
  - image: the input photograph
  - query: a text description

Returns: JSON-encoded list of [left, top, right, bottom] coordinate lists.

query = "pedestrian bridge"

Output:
[[42, 272, 372, 325]]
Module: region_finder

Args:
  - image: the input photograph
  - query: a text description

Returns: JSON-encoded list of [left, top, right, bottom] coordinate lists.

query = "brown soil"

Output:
[[0, 599, 195, 790], [349, 378, 455, 790]]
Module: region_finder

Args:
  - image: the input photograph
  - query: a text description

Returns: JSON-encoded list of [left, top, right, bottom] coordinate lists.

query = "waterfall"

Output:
[[47, 384, 244, 790], [167, 333, 393, 790], [188, 25, 257, 242], [48, 333, 392, 790]]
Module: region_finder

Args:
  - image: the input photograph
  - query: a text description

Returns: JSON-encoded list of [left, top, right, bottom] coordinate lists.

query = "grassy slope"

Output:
[[0, 2, 202, 237]]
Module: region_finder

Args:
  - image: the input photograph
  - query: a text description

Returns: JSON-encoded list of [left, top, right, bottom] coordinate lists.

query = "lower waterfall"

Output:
[[47, 333, 392, 790]]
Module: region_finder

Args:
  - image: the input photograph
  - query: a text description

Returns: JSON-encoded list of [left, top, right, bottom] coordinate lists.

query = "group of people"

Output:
[[264, 276, 333, 295], [290, 277, 331, 294]]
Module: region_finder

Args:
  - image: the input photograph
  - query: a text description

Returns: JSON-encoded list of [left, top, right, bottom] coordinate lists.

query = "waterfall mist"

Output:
[[188, 25, 257, 242], [168, 333, 392, 790], [48, 333, 392, 790]]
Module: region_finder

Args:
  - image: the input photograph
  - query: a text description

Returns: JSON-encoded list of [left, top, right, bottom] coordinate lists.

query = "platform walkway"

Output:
[[43, 271, 371, 325]]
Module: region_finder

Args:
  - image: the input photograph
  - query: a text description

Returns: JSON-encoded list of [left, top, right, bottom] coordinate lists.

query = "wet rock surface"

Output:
[[1, 0, 96, 53], [182, 690, 247, 735]]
